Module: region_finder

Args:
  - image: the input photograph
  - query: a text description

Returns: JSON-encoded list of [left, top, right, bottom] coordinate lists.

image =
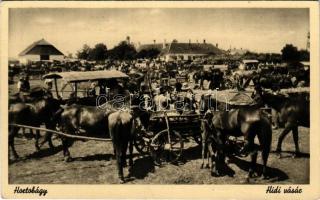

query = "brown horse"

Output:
[[56, 102, 144, 183], [9, 96, 61, 159], [253, 90, 310, 158], [201, 106, 272, 181]]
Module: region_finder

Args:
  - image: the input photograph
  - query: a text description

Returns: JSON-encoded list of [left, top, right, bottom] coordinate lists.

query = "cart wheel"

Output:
[[150, 129, 183, 165], [134, 130, 153, 155]]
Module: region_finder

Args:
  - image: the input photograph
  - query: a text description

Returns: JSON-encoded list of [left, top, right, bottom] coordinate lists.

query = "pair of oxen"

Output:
[[9, 89, 148, 183], [199, 88, 309, 182]]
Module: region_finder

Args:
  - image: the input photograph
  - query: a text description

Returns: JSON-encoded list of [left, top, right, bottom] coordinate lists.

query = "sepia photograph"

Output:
[[1, 1, 319, 199]]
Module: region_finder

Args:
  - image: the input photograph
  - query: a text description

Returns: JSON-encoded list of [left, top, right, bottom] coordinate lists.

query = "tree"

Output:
[[299, 49, 310, 61], [88, 43, 108, 61], [257, 53, 266, 62], [107, 41, 137, 60], [76, 44, 91, 60], [281, 44, 300, 62], [67, 52, 73, 58], [270, 53, 282, 63], [136, 48, 161, 59], [242, 51, 258, 60]]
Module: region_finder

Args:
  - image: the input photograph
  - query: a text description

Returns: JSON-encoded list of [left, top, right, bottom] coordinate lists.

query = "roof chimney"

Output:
[[203, 39, 206, 44], [216, 43, 218, 48], [189, 39, 191, 44], [153, 40, 156, 44]]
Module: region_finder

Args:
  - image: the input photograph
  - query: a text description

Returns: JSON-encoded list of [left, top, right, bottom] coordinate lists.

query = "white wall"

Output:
[[165, 54, 206, 62], [19, 55, 64, 64]]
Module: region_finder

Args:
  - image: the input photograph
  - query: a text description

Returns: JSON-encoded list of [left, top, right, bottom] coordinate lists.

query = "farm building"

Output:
[[138, 39, 225, 62], [19, 39, 64, 64]]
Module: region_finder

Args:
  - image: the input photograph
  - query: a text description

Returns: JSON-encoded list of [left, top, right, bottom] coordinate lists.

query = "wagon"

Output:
[[134, 110, 203, 165], [42, 70, 129, 105]]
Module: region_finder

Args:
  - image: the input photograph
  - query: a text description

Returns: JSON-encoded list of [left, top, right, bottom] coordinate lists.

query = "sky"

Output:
[[9, 8, 309, 58]]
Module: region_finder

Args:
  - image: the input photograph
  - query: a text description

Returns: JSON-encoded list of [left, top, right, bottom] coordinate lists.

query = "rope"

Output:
[[9, 123, 112, 142]]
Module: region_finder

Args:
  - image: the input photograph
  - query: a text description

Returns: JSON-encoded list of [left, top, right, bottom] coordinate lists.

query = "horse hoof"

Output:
[[250, 172, 259, 178], [205, 164, 210, 169], [211, 171, 220, 177], [245, 177, 251, 183], [119, 179, 125, 184]]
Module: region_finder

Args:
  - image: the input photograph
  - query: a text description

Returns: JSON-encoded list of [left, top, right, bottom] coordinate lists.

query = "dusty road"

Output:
[[9, 126, 309, 184]]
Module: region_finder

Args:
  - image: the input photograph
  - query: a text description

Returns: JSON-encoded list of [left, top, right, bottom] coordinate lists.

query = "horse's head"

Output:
[[199, 94, 211, 115], [200, 110, 217, 138], [130, 105, 151, 133]]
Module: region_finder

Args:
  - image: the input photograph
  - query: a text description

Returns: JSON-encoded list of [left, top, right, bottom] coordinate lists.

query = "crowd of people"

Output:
[[12, 56, 309, 113]]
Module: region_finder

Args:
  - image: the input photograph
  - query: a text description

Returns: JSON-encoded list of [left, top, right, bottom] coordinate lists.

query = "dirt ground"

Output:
[[8, 78, 309, 184], [9, 126, 309, 184]]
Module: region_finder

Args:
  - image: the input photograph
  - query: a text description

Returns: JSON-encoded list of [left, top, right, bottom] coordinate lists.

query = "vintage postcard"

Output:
[[1, 1, 319, 199]]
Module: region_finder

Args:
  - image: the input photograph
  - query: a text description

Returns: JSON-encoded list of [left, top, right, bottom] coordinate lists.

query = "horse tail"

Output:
[[257, 117, 272, 162], [109, 111, 133, 142]]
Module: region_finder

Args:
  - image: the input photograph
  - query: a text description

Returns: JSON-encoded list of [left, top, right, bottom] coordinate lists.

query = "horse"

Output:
[[193, 70, 212, 89], [201, 107, 272, 181], [253, 90, 310, 158], [9, 96, 62, 159], [127, 72, 145, 93], [254, 74, 293, 91], [232, 70, 257, 90], [193, 69, 224, 90], [55, 97, 149, 183], [9, 86, 53, 104]]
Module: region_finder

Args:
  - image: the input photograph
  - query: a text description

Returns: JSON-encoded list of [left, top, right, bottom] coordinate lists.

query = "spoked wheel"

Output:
[[134, 130, 153, 155], [150, 129, 183, 165]]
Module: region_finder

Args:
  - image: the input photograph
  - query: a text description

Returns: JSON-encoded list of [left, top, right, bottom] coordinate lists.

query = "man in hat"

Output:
[[154, 86, 170, 111], [17, 77, 23, 92], [44, 78, 54, 98], [19, 75, 30, 93], [251, 84, 264, 106], [87, 81, 97, 97]]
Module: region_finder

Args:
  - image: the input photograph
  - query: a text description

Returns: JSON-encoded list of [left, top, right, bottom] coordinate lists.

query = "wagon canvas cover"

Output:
[[43, 70, 129, 82]]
